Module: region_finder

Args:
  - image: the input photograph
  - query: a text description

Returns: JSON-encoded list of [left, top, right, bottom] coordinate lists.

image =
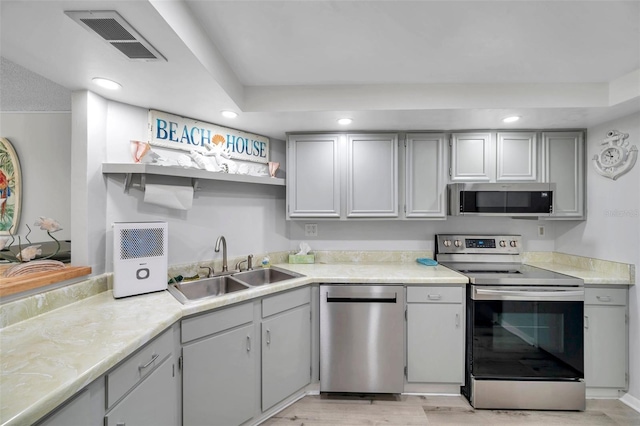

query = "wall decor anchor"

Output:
[[592, 130, 637, 180]]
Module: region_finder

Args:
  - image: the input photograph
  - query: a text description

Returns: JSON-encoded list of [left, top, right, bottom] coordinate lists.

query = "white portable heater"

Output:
[[113, 222, 168, 298]]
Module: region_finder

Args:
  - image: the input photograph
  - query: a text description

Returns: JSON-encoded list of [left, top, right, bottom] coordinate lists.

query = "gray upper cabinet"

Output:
[[542, 131, 585, 219], [404, 133, 446, 218], [287, 133, 398, 219], [450, 132, 493, 181], [450, 131, 538, 182], [287, 134, 341, 218], [496, 132, 538, 181], [346, 133, 398, 218]]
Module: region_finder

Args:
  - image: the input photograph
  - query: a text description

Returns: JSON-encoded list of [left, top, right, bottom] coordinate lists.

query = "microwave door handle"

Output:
[[475, 288, 583, 301]]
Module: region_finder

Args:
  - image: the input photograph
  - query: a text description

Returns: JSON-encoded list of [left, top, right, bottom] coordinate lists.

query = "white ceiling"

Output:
[[1, 0, 639, 140]]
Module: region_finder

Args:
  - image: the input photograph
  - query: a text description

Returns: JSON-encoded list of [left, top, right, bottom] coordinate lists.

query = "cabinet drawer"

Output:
[[106, 328, 173, 407], [182, 302, 253, 343], [585, 287, 627, 306], [263, 287, 310, 318], [407, 286, 463, 303]]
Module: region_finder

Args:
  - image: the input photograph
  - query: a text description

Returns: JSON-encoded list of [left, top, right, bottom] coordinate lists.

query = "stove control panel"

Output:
[[436, 234, 522, 255]]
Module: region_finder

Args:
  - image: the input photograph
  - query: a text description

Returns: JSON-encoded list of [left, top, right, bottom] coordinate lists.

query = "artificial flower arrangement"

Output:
[[0, 217, 63, 262]]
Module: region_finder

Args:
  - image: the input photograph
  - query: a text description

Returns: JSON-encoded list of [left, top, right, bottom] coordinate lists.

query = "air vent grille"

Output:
[[80, 18, 136, 41], [111, 42, 156, 59], [66, 11, 166, 62]]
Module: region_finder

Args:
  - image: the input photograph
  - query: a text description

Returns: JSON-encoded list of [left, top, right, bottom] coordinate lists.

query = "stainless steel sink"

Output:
[[168, 275, 251, 304], [231, 267, 303, 287]]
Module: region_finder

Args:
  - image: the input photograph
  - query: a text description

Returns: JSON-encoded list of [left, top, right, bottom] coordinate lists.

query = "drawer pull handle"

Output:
[[139, 353, 159, 372], [427, 294, 442, 300], [266, 329, 271, 345], [455, 313, 460, 328], [247, 336, 251, 352], [584, 315, 589, 329], [117, 423, 126, 426], [596, 295, 612, 302]]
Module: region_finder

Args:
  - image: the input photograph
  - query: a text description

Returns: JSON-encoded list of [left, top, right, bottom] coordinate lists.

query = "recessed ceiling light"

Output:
[[337, 118, 353, 125], [92, 77, 121, 90], [221, 110, 238, 118], [502, 116, 521, 123]]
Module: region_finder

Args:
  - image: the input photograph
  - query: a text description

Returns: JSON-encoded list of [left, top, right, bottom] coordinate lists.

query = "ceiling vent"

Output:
[[65, 11, 166, 62]]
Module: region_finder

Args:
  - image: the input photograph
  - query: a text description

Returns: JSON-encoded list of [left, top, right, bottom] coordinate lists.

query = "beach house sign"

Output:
[[148, 110, 269, 164]]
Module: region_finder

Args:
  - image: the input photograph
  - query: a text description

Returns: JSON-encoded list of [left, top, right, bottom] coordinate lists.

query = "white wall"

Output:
[[101, 100, 289, 270], [288, 217, 556, 253], [0, 113, 71, 240], [555, 111, 640, 400]]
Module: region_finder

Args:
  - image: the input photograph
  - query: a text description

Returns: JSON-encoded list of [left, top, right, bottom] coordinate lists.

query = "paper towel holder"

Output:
[[123, 173, 200, 194]]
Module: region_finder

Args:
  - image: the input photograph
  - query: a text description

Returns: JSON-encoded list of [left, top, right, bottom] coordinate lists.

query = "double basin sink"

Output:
[[168, 267, 304, 304]]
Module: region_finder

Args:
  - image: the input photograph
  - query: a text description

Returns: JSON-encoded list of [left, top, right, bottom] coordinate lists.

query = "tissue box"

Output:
[[288, 254, 315, 264]]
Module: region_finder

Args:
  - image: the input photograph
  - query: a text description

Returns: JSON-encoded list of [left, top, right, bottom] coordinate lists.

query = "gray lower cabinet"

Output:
[[584, 286, 628, 394], [39, 325, 180, 426], [262, 288, 312, 412], [181, 303, 255, 426], [37, 380, 104, 426], [104, 326, 180, 426], [406, 286, 464, 384], [104, 357, 178, 426]]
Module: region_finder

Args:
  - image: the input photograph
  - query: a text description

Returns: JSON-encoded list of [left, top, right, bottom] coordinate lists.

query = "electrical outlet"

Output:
[[304, 223, 318, 237], [538, 225, 545, 237]]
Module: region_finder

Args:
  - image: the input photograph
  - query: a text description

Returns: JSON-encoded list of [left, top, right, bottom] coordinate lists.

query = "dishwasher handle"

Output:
[[326, 292, 397, 303]]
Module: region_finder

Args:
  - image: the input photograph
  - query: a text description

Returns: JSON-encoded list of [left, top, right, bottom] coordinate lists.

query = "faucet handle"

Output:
[[199, 266, 214, 278], [235, 259, 248, 272]]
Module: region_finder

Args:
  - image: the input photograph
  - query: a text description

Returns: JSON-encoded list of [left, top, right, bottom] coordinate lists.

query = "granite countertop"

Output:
[[0, 258, 632, 425]]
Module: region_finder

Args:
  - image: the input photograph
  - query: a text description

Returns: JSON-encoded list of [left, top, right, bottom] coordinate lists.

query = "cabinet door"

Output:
[[407, 303, 464, 384], [542, 131, 584, 218], [39, 390, 92, 426], [584, 305, 627, 389], [262, 304, 311, 411], [496, 132, 537, 181], [183, 324, 255, 426], [346, 133, 398, 217], [105, 357, 178, 426], [405, 133, 446, 218], [287, 134, 341, 218], [450, 132, 492, 181]]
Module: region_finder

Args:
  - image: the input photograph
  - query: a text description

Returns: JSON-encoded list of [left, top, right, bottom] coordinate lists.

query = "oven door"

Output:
[[469, 285, 584, 381]]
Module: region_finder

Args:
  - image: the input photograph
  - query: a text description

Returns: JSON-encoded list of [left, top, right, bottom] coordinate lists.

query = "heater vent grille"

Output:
[[120, 228, 165, 260], [66, 11, 166, 61]]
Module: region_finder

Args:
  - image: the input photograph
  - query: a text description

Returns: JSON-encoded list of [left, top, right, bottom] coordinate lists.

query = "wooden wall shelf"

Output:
[[0, 266, 92, 297]]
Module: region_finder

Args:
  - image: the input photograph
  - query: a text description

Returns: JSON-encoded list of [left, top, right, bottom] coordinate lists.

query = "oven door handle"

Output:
[[473, 288, 584, 301]]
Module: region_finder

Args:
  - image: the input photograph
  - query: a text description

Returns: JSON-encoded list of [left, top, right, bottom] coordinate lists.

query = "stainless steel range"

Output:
[[436, 234, 586, 411]]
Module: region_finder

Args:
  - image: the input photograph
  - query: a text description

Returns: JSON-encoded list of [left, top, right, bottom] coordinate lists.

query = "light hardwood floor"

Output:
[[262, 394, 640, 425]]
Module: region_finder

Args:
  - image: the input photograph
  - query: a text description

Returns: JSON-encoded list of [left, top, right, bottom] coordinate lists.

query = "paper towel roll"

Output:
[[143, 184, 194, 210]]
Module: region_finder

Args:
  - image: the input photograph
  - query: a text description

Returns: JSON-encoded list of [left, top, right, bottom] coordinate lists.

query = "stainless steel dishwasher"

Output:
[[320, 284, 404, 393]]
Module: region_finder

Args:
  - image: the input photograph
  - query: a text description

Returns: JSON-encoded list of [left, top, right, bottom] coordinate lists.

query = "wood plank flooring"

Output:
[[262, 394, 640, 425]]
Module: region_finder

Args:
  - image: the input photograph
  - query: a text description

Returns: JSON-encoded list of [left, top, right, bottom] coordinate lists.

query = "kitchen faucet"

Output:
[[214, 236, 228, 272]]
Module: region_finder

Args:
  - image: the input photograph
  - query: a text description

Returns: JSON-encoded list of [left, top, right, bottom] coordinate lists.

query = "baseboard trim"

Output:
[[620, 393, 640, 413]]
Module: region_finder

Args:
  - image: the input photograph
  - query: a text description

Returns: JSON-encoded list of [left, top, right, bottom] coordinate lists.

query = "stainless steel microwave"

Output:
[[448, 183, 555, 217]]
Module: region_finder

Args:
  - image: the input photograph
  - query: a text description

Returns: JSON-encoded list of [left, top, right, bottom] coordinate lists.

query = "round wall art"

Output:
[[0, 138, 22, 236]]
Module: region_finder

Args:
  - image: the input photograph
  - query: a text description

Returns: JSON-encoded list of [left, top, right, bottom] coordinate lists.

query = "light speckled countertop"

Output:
[[0, 256, 633, 425], [0, 261, 466, 426]]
